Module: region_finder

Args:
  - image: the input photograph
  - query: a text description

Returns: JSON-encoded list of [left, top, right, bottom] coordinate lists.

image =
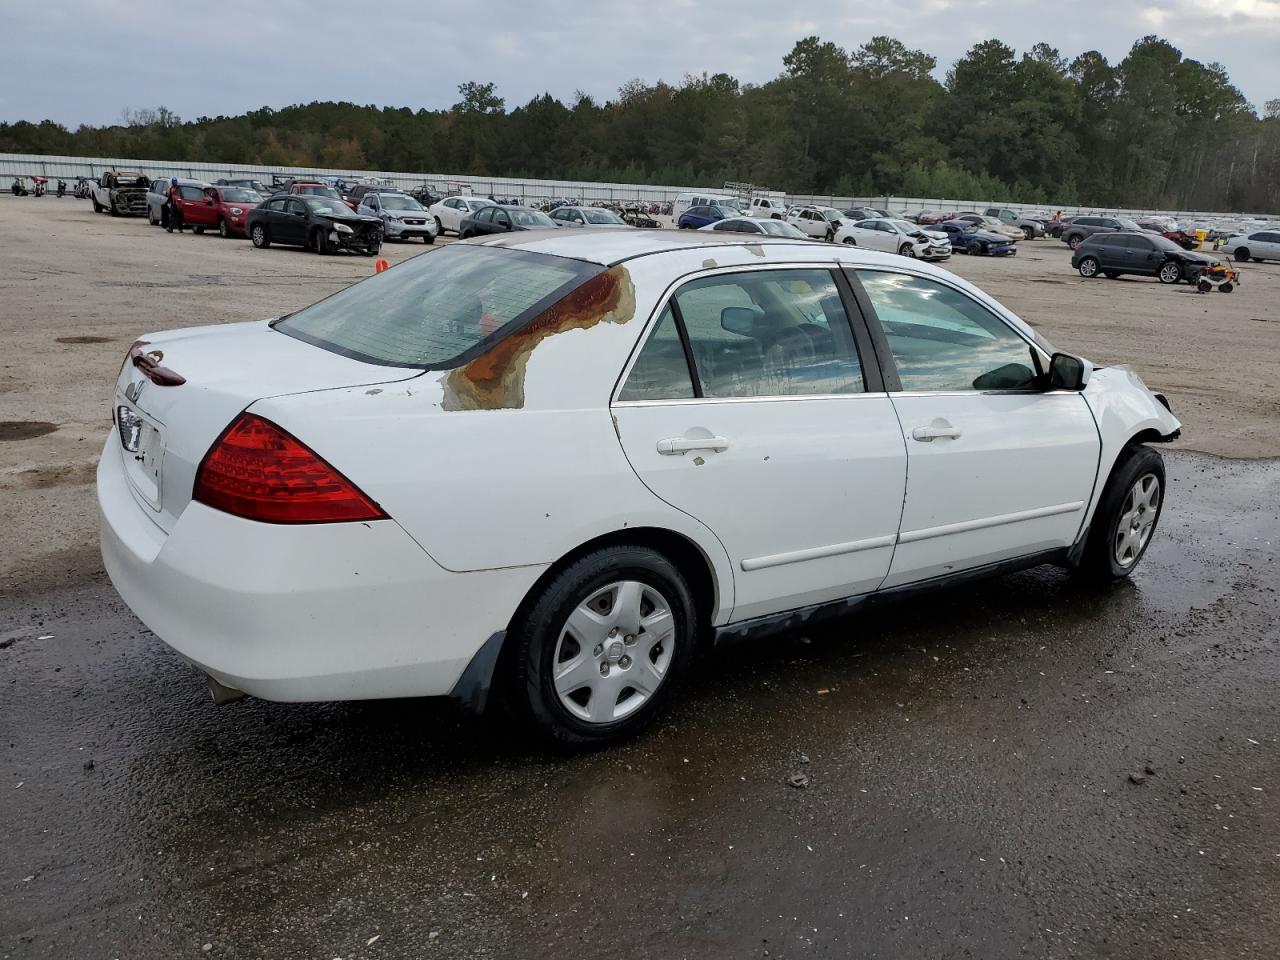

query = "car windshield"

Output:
[[1149, 235, 1183, 252], [465, 200, 495, 210], [820, 209, 842, 221], [219, 188, 259, 203], [275, 246, 599, 368], [718, 199, 743, 213], [889, 220, 918, 232], [583, 209, 625, 224], [758, 220, 806, 238], [510, 209, 556, 227], [301, 198, 348, 216], [1118, 218, 1142, 230], [381, 195, 423, 211], [298, 186, 343, 199]]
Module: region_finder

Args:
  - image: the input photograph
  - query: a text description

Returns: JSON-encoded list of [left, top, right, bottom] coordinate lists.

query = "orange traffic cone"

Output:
[[375, 258, 389, 273]]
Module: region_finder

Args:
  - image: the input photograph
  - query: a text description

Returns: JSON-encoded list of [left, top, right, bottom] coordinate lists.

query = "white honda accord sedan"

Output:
[[99, 230, 1181, 746]]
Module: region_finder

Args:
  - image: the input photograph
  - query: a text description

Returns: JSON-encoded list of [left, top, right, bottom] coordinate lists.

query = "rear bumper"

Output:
[[97, 433, 544, 702]]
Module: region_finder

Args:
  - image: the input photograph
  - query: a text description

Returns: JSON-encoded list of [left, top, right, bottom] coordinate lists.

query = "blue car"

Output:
[[936, 219, 1017, 256], [677, 204, 733, 229]]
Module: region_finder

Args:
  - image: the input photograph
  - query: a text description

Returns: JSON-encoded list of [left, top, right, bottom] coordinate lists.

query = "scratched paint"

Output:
[[441, 265, 636, 411]]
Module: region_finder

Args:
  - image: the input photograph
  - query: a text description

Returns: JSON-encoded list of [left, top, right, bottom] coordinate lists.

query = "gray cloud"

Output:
[[2, 0, 1276, 129]]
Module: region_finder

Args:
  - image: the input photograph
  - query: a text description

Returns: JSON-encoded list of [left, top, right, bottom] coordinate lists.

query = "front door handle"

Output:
[[911, 424, 961, 442], [657, 436, 731, 455]]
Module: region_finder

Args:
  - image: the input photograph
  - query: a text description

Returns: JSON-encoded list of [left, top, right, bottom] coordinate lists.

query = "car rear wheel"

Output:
[[842, 237, 856, 246], [250, 223, 270, 248], [1079, 445, 1164, 581], [1157, 261, 1182, 284], [1233, 248, 1249, 262], [218, 218, 230, 239], [507, 545, 697, 747], [148, 208, 159, 226], [1078, 256, 1100, 278]]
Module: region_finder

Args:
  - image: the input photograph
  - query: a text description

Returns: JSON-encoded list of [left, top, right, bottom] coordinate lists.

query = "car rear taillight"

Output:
[[193, 413, 386, 524]]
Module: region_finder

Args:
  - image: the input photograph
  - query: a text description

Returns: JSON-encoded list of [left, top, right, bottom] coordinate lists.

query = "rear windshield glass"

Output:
[[274, 245, 599, 368]]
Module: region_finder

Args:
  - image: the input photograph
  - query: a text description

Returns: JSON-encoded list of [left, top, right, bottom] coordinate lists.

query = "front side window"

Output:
[[180, 186, 204, 200], [275, 245, 597, 368], [663, 269, 863, 398], [856, 271, 1038, 392]]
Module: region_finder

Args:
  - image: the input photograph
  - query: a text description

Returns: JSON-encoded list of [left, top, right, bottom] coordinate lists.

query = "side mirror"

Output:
[[1047, 352, 1091, 391], [721, 305, 764, 337]]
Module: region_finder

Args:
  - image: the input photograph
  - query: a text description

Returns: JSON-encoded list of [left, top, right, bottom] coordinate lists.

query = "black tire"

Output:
[[424, 233, 434, 244], [506, 544, 697, 747], [434, 216, 444, 235], [842, 237, 856, 246], [1234, 248, 1249, 262], [109, 201, 120, 217], [218, 218, 230, 238], [250, 223, 270, 248], [92, 197, 104, 213], [148, 208, 159, 226], [1066, 234, 1083, 249], [1079, 444, 1165, 581], [313, 227, 331, 255], [1157, 261, 1183, 284], [1021, 225, 1034, 240], [1219, 283, 1233, 293], [1250, 257, 1262, 264], [1197, 279, 1212, 293], [1078, 256, 1100, 278]]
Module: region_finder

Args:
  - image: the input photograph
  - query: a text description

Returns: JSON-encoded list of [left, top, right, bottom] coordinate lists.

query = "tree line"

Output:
[[3, 34, 1277, 212]]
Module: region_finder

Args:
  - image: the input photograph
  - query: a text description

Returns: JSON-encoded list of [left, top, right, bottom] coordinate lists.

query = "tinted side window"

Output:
[[617, 306, 695, 402], [180, 186, 204, 200], [856, 271, 1037, 392], [1126, 235, 1153, 250], [674, 270, 864, 398]]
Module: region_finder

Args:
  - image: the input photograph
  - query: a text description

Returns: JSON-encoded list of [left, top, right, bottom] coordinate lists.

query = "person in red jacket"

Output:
[[166, 178, 186, 233]]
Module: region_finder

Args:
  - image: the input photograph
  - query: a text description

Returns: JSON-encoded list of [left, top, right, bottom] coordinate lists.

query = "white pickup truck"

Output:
[[91, 170, 150, 216]]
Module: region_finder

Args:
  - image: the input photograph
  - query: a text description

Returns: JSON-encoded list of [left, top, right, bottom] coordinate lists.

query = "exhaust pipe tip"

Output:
[[206, 674, 247, 706]]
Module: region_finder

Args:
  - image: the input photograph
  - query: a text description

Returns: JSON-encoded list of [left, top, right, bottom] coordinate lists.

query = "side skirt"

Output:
[[712, 548, 1070, 647]]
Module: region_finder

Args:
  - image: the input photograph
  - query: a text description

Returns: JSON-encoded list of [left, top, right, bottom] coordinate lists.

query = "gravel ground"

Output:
[[0, 196, 1278, 958]]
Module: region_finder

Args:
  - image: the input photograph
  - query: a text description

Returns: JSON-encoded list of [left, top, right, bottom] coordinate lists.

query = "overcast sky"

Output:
[[4, 0, 1277, 129]]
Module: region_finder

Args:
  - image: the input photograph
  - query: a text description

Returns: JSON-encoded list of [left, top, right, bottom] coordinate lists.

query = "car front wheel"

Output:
[[1233, 248, 1249, 262], [1078, 256, 1100, 278], [1079, 444, 1165, 581], [507, 545, 697, 747], [1157, 261, 1182, 284]]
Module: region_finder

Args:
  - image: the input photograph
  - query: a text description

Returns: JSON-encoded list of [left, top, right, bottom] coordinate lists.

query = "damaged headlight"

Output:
[[333, 222, 354, 234]]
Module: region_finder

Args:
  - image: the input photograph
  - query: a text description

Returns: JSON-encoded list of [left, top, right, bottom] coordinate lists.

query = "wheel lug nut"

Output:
[[624, 634, 635, 645], [619, 655, 631, 668], [599, 663, 609, 676], [593, 644, 603, 656]]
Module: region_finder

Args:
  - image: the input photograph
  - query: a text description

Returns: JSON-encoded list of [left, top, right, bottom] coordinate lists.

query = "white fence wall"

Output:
[[1, 152, 1270, 223]]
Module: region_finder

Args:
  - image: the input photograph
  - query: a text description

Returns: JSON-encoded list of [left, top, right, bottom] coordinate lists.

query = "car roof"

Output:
[[469, 230, 856, 266]]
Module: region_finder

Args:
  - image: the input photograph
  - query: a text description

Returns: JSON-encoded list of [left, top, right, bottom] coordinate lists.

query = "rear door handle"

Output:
[[911, 425, 961, 442], [657, 436, 731, 455]]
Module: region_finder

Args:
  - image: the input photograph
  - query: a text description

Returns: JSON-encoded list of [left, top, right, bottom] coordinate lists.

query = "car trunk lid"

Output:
[[111, 319, 421, 533]]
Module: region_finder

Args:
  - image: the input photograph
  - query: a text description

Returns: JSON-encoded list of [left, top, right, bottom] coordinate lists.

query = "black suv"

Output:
[[1060, 215, 1143, 249], [1071, 232, 1217, 284]]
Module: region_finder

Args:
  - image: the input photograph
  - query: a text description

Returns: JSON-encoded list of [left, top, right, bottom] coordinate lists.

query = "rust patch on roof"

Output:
[[441, 265, 636, 411]]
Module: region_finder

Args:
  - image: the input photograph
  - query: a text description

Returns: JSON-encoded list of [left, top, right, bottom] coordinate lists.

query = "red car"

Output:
[[285, 181, 356, 209], [171, 185, 263, 238]]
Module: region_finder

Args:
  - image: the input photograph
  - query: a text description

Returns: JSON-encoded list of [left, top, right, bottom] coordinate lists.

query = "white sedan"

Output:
[[427, 195, 496, 235], [835, 218, 952, 260], [1221, 229, 1280, 263], [99, 231, 1180, 747]]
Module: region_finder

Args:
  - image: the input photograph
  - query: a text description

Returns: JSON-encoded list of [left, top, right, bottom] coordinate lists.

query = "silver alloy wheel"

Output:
[[1114, 473, 1160, 568], [1079, 257, 1098, 277], [1159, 262, 1181, 283], [252, 225, 265, 246], [900, 244, 917, 257], [552, 580, 676, 724]]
